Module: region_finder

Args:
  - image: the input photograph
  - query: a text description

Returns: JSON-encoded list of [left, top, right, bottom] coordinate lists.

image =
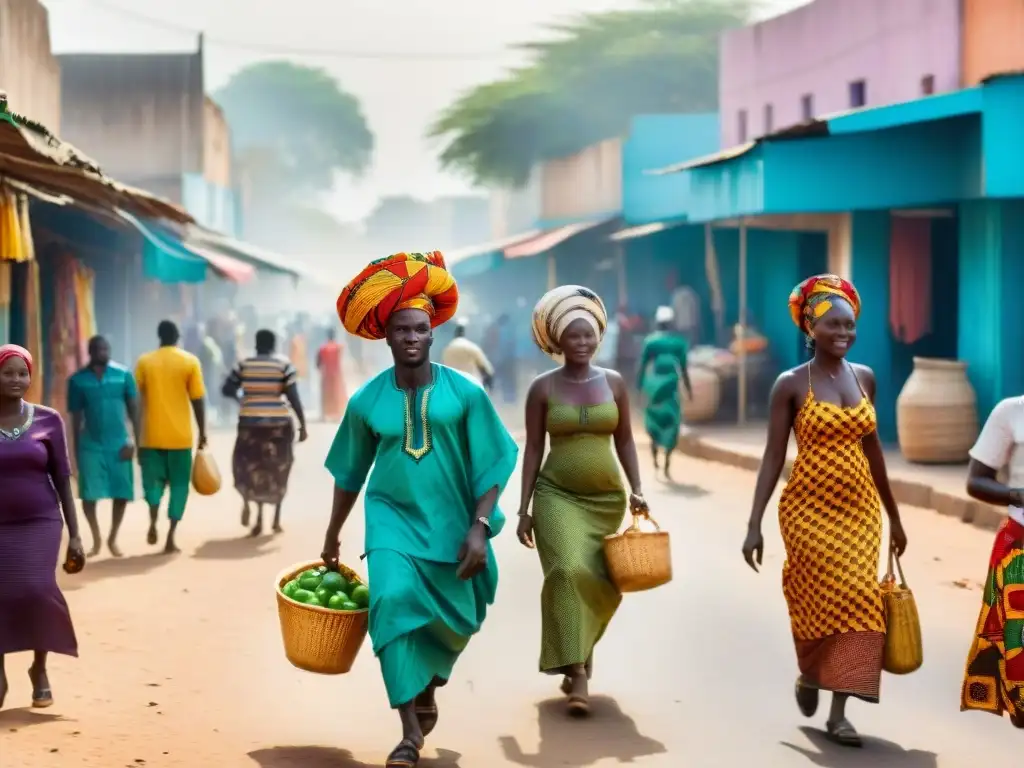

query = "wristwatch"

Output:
[[475, 516, 492, 533]]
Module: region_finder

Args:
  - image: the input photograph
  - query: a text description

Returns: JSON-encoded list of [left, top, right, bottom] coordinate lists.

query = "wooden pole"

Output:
[[737, 218, 748, 426]]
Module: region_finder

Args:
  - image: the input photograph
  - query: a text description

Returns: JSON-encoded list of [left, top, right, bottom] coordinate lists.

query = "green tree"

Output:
[[216, 61, 373, 198], [429, 0, 751, 187]]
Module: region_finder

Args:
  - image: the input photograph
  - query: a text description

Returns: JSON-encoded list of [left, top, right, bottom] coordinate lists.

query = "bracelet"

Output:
[[517, 511, 532, 518]]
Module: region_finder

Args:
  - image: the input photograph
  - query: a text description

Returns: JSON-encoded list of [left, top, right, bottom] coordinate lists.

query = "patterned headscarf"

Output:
[[531, 285, 608, 360], [788, 274, 861, 334], [336, 251, 459, 340], [0, 343, 32, 374]]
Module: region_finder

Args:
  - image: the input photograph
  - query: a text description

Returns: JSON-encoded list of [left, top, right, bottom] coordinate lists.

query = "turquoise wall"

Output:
[[958, 200, 1024, 417], [981, 77, 1024, 198]]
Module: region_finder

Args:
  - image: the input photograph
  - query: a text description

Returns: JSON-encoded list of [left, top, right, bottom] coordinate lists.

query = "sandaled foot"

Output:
[[249, 525, 263, 538], [385, 738, 422, 767], [146, 526, 158, 546], [414, 688, 438, 736], [87, 542, 101, 558], [795, 679, 819, 718], [825, 719, 863, 748], [163, 541, 181, 555], [29, 667, 52, 709], [272, 524, 284, 534], [1010, 711, 1024, 729], [560, 676, 573, 696], [241, 507, 250, 527], [107, 540, 124, 558], [567, 694, 590, 717]]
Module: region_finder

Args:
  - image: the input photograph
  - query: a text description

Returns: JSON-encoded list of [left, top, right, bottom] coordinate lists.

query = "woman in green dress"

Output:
[[638, 306, 693, 481], [516, 285, 648, 717]]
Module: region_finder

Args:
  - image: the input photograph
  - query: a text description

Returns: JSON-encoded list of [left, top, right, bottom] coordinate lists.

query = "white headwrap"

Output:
[[531, 285, 608, 360], [655, 305, 675, 324]]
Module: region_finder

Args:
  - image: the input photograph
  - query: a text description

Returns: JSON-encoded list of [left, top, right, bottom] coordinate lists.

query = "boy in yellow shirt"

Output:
[[135, 320, 207, 554]]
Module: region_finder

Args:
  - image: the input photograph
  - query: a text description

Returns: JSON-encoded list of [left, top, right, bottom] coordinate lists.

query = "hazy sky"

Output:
[[42, 0, 807, 222]]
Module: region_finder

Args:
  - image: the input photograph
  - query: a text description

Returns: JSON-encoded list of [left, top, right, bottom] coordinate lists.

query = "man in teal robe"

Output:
[[323, 251, 518, 767]]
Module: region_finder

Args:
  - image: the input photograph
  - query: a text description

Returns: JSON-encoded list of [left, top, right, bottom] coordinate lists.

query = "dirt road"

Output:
[[1, 424, 1015, 767]]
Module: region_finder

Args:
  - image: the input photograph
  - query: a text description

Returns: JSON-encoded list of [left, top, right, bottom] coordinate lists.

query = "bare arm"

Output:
[[54, 475, 80, 540], [284, 383, 307, 432], [679, 344, 693, 399], [518, 377, 548, 516], [609, 370, 643, 499], [323, 486, 361, 550], [190, 398, 207, 448], [126, 394, 141, 445], [747, 372, 797, 532], [967, 461, 1023, 506]]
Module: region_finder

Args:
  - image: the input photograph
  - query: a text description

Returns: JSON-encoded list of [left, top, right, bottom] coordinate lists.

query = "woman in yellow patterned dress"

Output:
[[741, 274, 908, 747], [516, 285, 648, 717]]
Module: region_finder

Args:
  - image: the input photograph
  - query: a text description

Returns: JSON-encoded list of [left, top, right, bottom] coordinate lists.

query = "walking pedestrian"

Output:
[[441, 318, 493, 388], [961, 395, 1024, 727], [135, 320, 207, 554], [316, 327, 347, 422], [67, 335, 140, 557], [323, 251, 517, 768], [741, 274, 908, 748], [637, 306, 693, 481], [0, 344, 83, 710], [223, 329, 308, 536], [516, 285, 647, 717]]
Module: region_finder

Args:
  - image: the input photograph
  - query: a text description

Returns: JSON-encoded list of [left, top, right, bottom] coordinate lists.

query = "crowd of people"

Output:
[[1, 254, 1022, 765]]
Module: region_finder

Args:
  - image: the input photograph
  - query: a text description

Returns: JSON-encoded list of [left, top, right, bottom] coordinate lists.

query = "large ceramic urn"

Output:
[[684, 365, 721, 424], [896, 357, 979, 464]]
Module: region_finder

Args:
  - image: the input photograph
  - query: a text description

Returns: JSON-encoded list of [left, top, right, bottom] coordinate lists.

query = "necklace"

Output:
[[562, 370, 602, 384], [0, 400, 29, 440], [814, 359, 842, 380]]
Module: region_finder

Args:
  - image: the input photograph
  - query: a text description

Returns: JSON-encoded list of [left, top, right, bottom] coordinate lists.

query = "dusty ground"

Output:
[[1, 423, 1017, 767]]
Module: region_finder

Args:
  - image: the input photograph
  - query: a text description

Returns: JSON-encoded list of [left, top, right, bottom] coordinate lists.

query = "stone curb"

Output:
[[674, 432, 1005, 532]]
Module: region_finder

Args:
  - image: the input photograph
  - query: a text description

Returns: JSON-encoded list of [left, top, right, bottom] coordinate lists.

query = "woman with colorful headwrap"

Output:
[[740, 274, 907, 747], [516, 285, 648, 717], [0, 344, 84, 711], [322, 252, 518, 767]]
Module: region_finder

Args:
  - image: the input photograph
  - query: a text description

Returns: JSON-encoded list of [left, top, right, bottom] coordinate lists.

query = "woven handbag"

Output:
[[880, 544, 923, 675], [603, 510, 672, 593]]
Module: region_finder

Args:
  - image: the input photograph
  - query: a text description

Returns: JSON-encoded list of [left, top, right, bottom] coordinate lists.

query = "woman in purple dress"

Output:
[[0, 344, 84, 710]]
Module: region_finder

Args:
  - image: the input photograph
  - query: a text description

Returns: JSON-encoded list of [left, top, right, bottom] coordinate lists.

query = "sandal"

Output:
[[385, 738, 422, 767], [567, 694, 590, 717], [415, 704, 439, 736], [825, 719, 863, 748], [794, 678, 818, 718], [29, 669, 53, 709]]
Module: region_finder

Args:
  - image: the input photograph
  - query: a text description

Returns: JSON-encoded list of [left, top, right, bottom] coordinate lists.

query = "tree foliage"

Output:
[[216, 61, 373, 197], [429, 0, 752, 187]]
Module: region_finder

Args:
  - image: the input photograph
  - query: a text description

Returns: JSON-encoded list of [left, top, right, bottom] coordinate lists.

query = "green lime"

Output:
[[315, 586, 334, 605], [320, 571, 348, 593], [306, 594, 323, 607], [298, 573, 322, 591], [350, 584, 370, 608], [282, 579, 300, 598], [291, 588, 315, 604], [340, 601, 360, 611], [327, 593, 348, 610]]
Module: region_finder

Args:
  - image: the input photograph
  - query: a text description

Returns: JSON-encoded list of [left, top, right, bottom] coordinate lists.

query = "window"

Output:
[[763, 103, 774, 134], [921, 74, 935, 95], [849, 79, 867, 108], [737, 109, 748, 142], [801, 93, 814, 121]]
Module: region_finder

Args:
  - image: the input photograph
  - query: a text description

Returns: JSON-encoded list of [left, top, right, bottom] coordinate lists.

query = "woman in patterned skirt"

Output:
[[961, 395, 1024, 726], [516, 285, 647, 717], [0, 344, 84, 710], [741, 275, 908, 747], [223, 329, 308, 536]]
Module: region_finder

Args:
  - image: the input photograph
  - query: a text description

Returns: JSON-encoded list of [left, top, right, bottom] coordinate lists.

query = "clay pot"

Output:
[[896, 357, 979, 464], [684, 365, 721, 424]]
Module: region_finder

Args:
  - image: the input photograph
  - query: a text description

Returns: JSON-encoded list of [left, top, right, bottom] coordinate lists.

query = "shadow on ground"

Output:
[[58, 552, 171, 591], [192, 534, 281, 561], [248, 745, 462, 767], [780, 726, 938, 767], [0, 707, 72, 729], [498, 695, 666, 767], [660, 480, 710, 498]]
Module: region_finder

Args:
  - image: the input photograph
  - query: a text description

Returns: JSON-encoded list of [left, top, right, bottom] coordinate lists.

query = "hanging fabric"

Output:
[[889, 216, 932, 345], [0, 190, 27, 263], [23, 259, 43, 403]]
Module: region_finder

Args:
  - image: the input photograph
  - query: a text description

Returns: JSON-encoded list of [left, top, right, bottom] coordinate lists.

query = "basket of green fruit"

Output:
[[275, 560, 370, 675]]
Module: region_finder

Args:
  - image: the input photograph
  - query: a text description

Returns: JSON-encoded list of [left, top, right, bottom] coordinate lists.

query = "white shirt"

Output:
[[969, 396, 1024, 526], [442, 337, 494, 384]]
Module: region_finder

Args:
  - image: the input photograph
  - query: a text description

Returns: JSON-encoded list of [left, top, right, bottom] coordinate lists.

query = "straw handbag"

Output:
[[880, 545, 923, 675], [275, 560, 369, 675], [191, 448, 222, 496], [603, 510, 672, 593]]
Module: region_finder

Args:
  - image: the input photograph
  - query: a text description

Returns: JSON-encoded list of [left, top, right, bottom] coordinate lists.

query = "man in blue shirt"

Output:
[[67, 335, 140, 557]]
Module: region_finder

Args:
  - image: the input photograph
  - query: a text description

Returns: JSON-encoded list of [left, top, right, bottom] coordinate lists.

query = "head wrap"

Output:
[[531, 285, 608, 360], [655, 306, 675, 324], [788, 274, 861, 334], [0, 344, 32, 374], [336, 251, 459, 340]]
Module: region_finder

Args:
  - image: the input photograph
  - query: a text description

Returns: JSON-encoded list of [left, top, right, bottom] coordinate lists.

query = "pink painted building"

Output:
[[719, 0, 962, 147]]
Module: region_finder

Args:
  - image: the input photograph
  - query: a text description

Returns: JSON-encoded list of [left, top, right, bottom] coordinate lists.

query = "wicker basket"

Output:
[[880, 548, 923, 675], [275, 560, 369, 675], [896, 357, 978, 464], [603, 512, 672, 593], [684, 365, 721, 424]]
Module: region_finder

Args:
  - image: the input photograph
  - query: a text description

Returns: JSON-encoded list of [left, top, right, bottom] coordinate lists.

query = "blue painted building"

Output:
[[651, 74, 1024, 440]]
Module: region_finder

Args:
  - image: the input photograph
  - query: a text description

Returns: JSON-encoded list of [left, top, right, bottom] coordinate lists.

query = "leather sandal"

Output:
[[795, 678, 819, 718], [825, 719, 863, 748], [385, 738, 422, 767]]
